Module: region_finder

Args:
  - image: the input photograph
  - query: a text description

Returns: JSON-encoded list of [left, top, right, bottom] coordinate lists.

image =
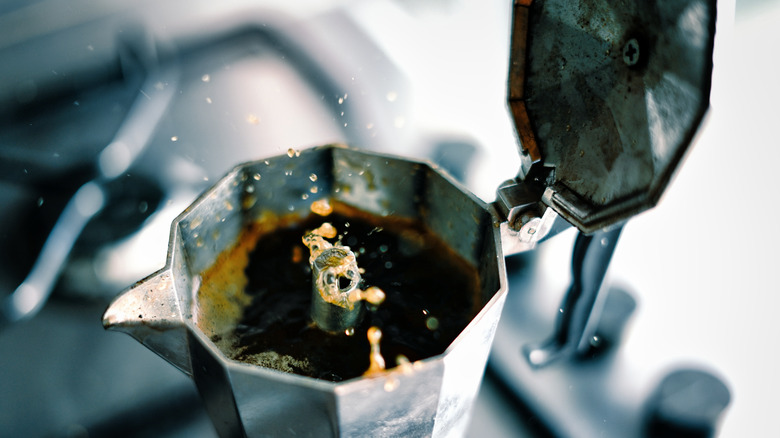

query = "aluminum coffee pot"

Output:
[[103, 1, 716, 436]]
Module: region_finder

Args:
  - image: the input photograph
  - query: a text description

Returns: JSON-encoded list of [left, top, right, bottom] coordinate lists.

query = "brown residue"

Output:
[[194, 212, 301, 339]]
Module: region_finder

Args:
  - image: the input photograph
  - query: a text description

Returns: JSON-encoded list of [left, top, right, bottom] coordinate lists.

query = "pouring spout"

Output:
[[103, 270, 179, 329], [103, 269, 193, 376]]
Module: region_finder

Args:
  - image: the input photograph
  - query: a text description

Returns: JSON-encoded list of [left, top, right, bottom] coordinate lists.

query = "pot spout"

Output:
[[103, 270, 192, 375]]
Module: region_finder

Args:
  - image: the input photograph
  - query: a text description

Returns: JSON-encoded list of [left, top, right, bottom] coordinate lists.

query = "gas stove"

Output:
[[1, 0, 776, 437]]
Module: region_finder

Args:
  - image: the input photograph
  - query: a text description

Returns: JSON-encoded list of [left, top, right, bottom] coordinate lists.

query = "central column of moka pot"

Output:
[[103, 145, 507, 437], [310, 246, 365, 332]]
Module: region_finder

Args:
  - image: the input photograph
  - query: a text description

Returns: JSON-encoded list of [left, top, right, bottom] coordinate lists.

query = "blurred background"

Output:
[[0, 0, 776, 436]]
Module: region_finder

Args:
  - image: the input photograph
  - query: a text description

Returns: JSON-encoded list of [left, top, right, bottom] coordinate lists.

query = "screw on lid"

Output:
[[508, 0, 716, 233]]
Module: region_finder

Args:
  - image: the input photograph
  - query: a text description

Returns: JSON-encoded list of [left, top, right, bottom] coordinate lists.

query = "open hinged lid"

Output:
[[506, 0, 716, 233]]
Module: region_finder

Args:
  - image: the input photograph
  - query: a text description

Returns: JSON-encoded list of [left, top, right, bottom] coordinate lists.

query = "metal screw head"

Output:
[[623, 38, 640, 66]]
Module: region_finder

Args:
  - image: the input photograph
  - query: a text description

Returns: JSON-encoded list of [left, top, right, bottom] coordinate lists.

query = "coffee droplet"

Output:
[[384, 377, 399, 392], [396, 355, 413, 375], [310, 199, 333, 216], [361, 286, 386, 306], [364, 326, 386, 376], [312, 223, 337, 240]]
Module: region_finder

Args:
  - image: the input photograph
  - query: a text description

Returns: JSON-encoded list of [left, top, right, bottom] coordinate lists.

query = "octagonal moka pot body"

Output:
[[103, 145, 509, 437]]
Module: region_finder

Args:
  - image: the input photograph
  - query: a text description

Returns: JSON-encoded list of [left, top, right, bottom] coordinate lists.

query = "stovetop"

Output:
[[1, 0, 777, 437]]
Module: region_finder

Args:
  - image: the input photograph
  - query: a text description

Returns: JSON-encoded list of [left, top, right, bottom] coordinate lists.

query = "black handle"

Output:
[[524, 224, 623, 367]]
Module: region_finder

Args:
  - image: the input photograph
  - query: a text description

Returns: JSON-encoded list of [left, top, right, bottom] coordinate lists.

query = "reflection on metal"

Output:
[[508, 0, 716, 232]]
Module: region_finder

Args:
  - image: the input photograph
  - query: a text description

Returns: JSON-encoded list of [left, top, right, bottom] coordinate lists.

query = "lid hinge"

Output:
[[493, 168, 567, 256]]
